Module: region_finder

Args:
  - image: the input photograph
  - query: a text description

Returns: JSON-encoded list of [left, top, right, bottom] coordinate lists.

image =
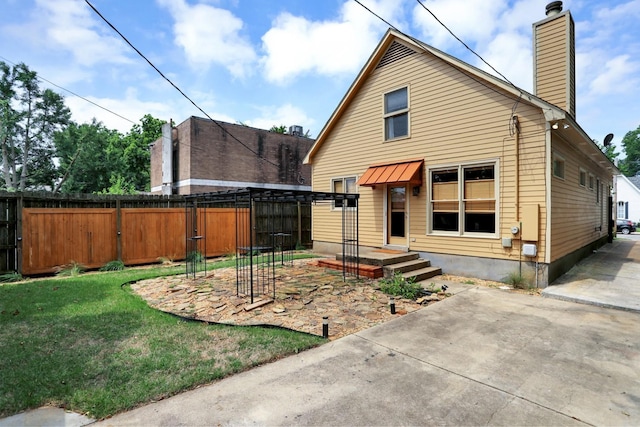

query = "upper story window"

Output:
[[588, 174, 594, 190], [384, 87, 409, 140]]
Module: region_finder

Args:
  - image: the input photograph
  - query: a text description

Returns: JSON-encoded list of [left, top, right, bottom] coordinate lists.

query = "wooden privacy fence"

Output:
[[21, 207, 248, 275]]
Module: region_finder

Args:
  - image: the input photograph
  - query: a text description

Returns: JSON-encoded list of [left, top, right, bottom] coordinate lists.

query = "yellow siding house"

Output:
[[303, 3, 616, 287]]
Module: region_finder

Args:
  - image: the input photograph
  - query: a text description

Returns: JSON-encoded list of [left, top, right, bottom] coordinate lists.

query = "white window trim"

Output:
[[552, 153, 565, 180], [331, 176, 358, 211], [588, 173, 595, 191], [382, 85, 410, 142], [427, 159, 500, 238]]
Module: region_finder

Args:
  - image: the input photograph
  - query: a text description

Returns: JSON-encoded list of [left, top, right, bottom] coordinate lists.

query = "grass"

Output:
[[99, 260, 125, 272], [505, 271, 530, 289], [0, 256, 324, 420]]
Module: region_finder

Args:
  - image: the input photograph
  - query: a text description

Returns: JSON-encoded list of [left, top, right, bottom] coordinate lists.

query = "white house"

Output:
[[615, 175, 640, 223]]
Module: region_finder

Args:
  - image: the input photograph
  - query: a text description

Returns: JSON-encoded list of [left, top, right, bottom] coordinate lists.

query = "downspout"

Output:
[[513, 115, 520, 221], [545, 122, 552, 265]]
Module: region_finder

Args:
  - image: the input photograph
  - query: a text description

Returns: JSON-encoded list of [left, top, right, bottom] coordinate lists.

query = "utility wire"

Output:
[[414, 0, 521, 93], [354, 0, 523, 98], [0, 54, 136, 125], [354, 0, 526, 135], [353, 0, 398, 29], [83, 0, 279, 168]]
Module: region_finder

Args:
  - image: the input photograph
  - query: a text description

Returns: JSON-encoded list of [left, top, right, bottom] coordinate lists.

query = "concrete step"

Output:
[[402, 266, 443, 283], [338, 251, 419, 266], [383, 258, 432, 278]]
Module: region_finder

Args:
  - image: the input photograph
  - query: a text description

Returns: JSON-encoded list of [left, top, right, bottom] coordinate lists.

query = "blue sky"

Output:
[[1, 0, 639, 157]]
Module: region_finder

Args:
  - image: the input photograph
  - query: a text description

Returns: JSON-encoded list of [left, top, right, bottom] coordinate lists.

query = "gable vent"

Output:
[[376, 41, 416, 69]]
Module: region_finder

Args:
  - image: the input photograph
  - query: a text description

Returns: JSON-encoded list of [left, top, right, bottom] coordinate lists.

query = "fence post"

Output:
[[16, 195, 22, 275], [297, 201, 302, 248], [116, 199, 122, 261]]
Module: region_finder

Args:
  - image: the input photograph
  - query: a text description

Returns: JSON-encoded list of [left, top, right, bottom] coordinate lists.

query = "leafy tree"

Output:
[[54, 120, 121, 193], [269, 124, 287, 134], [0, 61, 70, 191], [97, 174, 137, 195], [595, 139, 620, 164], [618, 125, 640, 177], [105, 114, 165, 192], [55, 115, 165, 194]]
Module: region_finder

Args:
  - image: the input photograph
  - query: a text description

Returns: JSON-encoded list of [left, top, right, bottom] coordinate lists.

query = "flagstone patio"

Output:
[[130, 258, 445, 340]]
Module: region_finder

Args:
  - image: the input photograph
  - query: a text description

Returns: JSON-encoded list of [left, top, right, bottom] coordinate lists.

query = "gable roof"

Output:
[[303, 28, 616, 174], [628, 175, 640, 190]]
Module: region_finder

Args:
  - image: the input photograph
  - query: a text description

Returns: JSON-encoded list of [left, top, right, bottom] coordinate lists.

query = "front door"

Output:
[[387, 185, 407, 246]]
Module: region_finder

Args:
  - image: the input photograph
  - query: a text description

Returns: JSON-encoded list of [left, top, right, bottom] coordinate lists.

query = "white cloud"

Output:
[[589, 55, 640, 95], [477, 32, 533, 91], [65, 88, 174, 134], [411, 0, 506, 49], [260, 0, 404, 84], [244, 104, 315, 134], [157, 0, 256, 78], [32, 0, 132, 66]]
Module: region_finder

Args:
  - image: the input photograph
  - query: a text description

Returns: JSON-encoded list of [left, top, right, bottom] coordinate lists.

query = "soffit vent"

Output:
[[376, 41, 416, 69]]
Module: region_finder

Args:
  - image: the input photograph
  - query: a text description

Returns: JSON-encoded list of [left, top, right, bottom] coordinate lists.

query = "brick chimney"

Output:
[[532, 1, 576, 118]]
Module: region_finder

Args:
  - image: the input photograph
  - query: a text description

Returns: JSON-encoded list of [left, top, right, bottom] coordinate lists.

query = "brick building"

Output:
[[150, 116, 313, 195]]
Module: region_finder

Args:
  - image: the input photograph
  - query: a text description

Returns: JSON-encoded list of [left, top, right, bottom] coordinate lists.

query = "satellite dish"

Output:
[[603, 133, 614, 147]]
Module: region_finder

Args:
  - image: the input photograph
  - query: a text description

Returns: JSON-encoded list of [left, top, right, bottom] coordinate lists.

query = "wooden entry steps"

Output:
[[320, 250, 442, 282]]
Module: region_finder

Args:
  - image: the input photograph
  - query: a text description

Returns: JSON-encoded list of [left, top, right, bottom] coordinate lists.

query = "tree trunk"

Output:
[[19, 95, 33, 192]]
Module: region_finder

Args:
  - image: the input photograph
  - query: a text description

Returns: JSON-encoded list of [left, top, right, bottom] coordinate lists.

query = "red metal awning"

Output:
[[357, 160, 423, 187]]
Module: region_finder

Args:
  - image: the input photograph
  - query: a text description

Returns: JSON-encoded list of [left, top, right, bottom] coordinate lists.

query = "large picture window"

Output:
[[332, 176, 357, 208], [384, 87, 408, 140], [430, 163, 497, 235]]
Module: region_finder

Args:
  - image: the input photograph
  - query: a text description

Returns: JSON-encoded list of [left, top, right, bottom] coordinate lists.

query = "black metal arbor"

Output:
[[184, 188, 359, 303]]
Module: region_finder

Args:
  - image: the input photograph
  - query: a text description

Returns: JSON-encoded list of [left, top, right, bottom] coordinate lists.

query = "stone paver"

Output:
[[131, 259, 449, 339]]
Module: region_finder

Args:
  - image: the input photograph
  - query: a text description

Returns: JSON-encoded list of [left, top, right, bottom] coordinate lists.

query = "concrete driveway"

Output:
[[94, 285, 640, 426], [543, 237, 640, 312]]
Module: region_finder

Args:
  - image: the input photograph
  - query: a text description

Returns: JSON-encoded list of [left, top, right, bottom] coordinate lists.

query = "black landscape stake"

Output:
[[322, 316, 329, 338]]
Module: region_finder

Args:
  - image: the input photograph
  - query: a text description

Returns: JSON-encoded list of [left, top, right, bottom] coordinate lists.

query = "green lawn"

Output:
[[0, 259, 324, 420]]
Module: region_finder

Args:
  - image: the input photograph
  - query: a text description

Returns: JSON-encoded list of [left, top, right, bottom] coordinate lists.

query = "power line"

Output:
[[353, 0, 398, 30], [353, 0, 526, 135], [353, 1, 523, 99], [414, 0, 520, 92], [83, 0, 280, 169], [0, 54, 136, 125]]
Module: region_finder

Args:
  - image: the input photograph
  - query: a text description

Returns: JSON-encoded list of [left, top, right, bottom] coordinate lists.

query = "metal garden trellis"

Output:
[[184, 187, 359, 304]]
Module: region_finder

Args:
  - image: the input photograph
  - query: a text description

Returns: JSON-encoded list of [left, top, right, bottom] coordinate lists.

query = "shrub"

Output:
[[378, 273, 423, 300], [0, 272, 23, 283], [505, 271, 530, 289], [99, 260, 125, 271], [186, 251, 203, 263], [55, 261, 86, 277]]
